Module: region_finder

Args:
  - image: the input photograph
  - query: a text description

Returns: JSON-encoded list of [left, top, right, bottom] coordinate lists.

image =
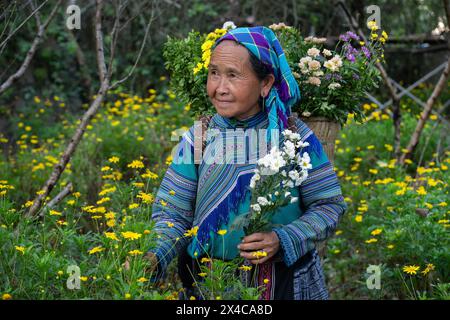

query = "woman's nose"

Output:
[[216, 78, 229, 95]]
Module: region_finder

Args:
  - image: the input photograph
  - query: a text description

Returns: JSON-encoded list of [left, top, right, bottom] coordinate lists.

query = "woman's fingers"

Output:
[[237, 240, 264, 251], [242, 232, 266, 243]]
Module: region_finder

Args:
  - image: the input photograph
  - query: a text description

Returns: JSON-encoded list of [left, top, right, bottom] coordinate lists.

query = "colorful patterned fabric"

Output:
[[214, 26, 301, 142], [149, 110, 347, 290]]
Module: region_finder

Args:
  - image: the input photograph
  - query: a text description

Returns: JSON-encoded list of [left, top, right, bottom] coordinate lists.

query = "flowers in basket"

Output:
[[163, 21, 387, 125], [270, 21, 387, 124]]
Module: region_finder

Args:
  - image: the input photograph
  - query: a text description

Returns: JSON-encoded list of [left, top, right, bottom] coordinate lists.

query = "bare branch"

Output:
[[0, 0, 50, 51], [96, 0, 107, 83], [109, 2, 156, 90], [40, 182, 74, 215], [399, 55, 450, 164], [27, 0, 111, 218], [0, 0, 61, 95]]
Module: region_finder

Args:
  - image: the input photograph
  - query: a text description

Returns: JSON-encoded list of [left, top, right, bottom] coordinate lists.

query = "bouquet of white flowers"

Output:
[[232, 129, 312, 236]]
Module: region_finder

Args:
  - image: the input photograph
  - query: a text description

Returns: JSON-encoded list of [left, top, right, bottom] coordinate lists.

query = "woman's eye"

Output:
[[229, 73, 236, 78]]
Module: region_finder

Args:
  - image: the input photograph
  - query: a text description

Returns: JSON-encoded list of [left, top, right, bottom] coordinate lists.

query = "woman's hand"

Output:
[[237, 231, 280, 264]]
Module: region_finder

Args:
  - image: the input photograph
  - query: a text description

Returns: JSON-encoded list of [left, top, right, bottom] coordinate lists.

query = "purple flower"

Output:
[[362, 46, 371, 59], [346, 31, 360, 41], [346, 53, 355, 62], [352, 73, 360, 80], [339, 34, 350, 42]]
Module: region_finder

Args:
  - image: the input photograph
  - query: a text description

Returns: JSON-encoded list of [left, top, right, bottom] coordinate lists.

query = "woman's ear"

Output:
[[261, 74, 275, 97]]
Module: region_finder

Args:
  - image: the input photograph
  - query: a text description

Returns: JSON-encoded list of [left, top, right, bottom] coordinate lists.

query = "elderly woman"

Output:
[[146, 26, 347, 300]]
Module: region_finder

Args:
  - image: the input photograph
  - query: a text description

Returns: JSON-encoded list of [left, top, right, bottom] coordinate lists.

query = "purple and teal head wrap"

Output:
[[214, 26, 301, 137]]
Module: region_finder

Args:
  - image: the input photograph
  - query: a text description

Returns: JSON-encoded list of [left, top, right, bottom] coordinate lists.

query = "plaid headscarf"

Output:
[[214, 26, 301, 141]]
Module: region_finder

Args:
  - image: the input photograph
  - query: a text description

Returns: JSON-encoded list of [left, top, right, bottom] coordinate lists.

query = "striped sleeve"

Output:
[[148, 127, 197, 276], [273, 128, 347, 267]]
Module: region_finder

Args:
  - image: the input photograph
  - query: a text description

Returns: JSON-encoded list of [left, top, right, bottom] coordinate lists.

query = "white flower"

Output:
[[282, 129, 293, 138], [281, 170, 287, 177], [283, 140, 296, 159], [323, 49, 332, 57], [307, 47, 321, 58], [222, 21, 237, 29], [302, 111, 311, 117], [313, 70, 324, 77], [299, 152, 312, 170], [257, 197, 270, 206], [296, 141, 310, 148], [290, 197, 299, 204], [307, 76, 321, 86], [324, 55, 343, 72], [328, 82, 341, 90], [274, 191, 279, 196], [251, 204, 261, 212], [308, 60, 321, 71], [257, 147, 286, 175], [288, 170, 300, 181], [285, 191, 291, 198]]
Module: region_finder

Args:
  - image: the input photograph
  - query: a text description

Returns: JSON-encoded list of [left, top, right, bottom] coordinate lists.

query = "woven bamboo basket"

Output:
[[299, 115, 341, 260], [299, 116, 341, 164]]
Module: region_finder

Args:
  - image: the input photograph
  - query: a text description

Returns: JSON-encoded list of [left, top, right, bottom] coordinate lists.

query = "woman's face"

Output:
[[207, 40, 274, 120]]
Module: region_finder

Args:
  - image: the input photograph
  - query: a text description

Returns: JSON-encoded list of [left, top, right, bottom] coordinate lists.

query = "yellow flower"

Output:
[[355, 215, 363, 223], [239, 265, 252, 271], [15, 246, 26, 255], [121, 231, 142, 240], [49, 210, 62, 216], [127, 160, 145, 169], [24, 200, 34, 207], [137, 277, 148, 283], [252, 251, 268, 259], [402, 265, 420, 275], [79, 276, 88, 282], [128, 250, 143, 256], [2, 293, 12, 300], [165, 221, 174, 228], [369, 169, 378, 174], [104, 232, 119, 241], [137, 192, 154, 204], [370, 228, 383, 236], [105, 211, 115, 220], [335, 230, 343, 235], [88, 246, 105, 255], [128, 203, 139, 209], [416, 186, 427, 196], [438, 202, 447, 207], [143, 229, 151, 235], [198, 272, 207, 277], [217, 229, 227, 236], [184, 226, 199, 237], [189, 296, 196, 300], [160, 200, 167, 207], [263, 278, 270, 284], [101, 166, 111, 172], [421, 263, 435, 275], [141, 169, 158, 180], [108, 156, 120, 163], [169, 190, 176, 196], [106, 219, 116, 227], [125, 293, 131, 299], [201, 257, 211, 263], [365, 238, 378, 244], [387, 244, 395, 249]]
